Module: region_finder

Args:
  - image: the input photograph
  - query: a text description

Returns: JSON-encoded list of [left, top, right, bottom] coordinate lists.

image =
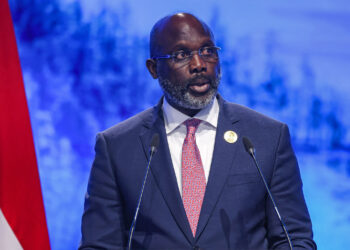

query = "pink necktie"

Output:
[[182, 118, 206, 236]]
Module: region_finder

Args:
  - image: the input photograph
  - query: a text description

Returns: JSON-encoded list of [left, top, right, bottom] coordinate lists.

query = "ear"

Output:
[[146, 59, 158, 79]]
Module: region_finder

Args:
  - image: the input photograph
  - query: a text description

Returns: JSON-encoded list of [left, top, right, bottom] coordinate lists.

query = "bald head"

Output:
[[150, 13, 214, 58], [146, 13, 221, 116]]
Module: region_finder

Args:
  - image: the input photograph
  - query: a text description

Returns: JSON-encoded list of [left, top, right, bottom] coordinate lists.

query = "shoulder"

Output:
[[99, 106, 157, 140], [222, 99, 285, 129]]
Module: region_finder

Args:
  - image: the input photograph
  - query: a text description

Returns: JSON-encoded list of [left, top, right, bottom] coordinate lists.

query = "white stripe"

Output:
[[0, 209, 23, 250]]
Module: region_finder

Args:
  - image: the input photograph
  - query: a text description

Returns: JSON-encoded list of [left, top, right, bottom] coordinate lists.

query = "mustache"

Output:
[[187, 75, 213, 86]]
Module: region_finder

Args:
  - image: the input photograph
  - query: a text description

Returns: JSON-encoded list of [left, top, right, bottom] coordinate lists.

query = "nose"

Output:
[[189, 53, 206, 74]]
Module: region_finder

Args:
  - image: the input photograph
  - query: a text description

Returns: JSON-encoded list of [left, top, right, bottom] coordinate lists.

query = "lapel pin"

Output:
[[224, 130, 238, 144]]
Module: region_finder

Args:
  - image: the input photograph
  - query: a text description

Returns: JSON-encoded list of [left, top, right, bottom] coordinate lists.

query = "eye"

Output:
[[173, 50, 191, 60], [201, 47, 215, 56]]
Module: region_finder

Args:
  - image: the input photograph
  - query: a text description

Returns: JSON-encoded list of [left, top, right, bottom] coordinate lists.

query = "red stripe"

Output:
[[0, 1, 51, 249]]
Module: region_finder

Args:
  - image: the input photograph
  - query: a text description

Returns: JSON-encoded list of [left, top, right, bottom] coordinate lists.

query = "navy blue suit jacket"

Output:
[[80, 96, 316, 249]]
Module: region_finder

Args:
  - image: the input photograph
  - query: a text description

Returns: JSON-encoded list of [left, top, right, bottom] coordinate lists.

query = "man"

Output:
[[80, 13, 316, 249]]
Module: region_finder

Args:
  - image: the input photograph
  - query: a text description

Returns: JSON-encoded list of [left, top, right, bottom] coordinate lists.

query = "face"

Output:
[[147, 14, 221, 115]]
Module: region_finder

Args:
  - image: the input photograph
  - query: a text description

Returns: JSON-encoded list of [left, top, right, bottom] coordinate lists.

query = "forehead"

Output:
[[157, 15, 214, 52]]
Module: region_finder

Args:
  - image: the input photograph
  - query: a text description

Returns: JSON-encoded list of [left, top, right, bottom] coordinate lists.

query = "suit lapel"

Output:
[[195, 97, 241, 239], [139, 102, 194, 244]]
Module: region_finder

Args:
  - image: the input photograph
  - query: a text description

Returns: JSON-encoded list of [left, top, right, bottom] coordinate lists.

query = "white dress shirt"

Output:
[[162, 97, 219, 196]]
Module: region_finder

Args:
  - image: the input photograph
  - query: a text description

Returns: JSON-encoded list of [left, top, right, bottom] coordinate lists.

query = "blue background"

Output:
[[9, 0, 350, 249]]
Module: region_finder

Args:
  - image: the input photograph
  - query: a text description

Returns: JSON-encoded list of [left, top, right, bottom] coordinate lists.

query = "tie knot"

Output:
[[185, 118, 201, 135]]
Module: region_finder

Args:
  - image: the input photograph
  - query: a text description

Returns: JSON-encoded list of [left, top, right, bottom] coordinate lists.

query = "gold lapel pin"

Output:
[[224, 130, 238, 144]]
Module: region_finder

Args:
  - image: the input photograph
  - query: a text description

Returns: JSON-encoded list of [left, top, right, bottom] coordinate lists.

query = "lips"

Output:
[[187, 76, 212, 94], [188, 82, 210, 93], [191, 78, 208, 84]]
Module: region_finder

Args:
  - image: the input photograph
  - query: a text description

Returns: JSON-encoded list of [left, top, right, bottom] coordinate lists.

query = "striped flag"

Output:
[[0, 1, 51, 249]]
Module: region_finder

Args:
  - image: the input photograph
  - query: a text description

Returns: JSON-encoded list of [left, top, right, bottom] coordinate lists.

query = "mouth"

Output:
[[188, 82, 210, 94]]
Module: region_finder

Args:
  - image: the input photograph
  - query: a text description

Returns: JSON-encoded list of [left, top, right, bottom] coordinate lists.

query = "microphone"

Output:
[[242, 137, 294, 250], [128, 133, 159, 250], [149, 133, 159, 155]]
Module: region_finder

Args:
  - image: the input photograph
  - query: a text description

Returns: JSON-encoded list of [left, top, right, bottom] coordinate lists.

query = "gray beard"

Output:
[[158, 73, 221, 110]]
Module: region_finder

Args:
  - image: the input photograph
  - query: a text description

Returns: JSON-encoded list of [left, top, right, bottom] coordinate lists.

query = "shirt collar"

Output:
[[162, 97, 219, 134]]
